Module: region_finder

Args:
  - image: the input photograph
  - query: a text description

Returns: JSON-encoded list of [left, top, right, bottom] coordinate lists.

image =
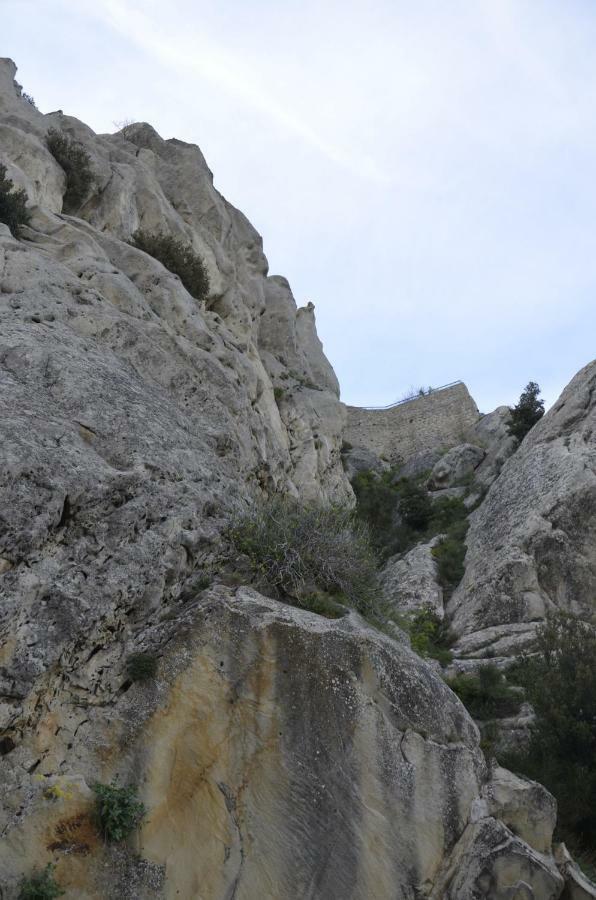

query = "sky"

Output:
[[3, 0, 596, 411]]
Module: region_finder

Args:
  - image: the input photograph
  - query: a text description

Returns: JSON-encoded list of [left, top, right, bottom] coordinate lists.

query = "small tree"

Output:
[[46, 128, 94, 212], [508, 381, 544, 441], [0, 164, 30, 237]]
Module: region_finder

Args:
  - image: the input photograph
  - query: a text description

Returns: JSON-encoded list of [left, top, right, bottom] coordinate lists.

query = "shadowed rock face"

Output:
[[449, 360, 596, 659]]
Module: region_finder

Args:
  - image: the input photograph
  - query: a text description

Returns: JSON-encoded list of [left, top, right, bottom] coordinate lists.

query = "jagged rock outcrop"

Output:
[[449, 360, 596, 659], [0, 58, 577, 898]]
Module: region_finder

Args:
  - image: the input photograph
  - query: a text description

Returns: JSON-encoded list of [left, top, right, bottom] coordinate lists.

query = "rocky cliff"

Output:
[[0, 58, 582, 899]]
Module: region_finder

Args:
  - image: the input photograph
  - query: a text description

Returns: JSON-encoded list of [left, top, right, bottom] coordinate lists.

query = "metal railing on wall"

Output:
[[360, 380, 464, 411]]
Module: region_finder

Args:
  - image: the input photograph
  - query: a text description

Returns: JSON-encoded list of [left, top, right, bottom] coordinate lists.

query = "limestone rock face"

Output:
[[483, 765, 557, 855], [381, 538, 444, 618], [449, 360, 596, 658], [467, 406, 518, 487]]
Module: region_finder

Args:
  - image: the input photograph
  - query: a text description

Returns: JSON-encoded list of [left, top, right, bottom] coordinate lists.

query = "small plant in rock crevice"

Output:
[[0, 164, 31, 237], [46, 128, 94, 212], [18, 864, 64, 899], [92, 781, 145, 843]]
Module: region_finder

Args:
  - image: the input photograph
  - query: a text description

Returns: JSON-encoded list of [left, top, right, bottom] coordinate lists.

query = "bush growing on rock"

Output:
[[131, 230, 210, 303], [230, 496, 379, 613], [502, 614, 596, 854], [18, 864, 64, 899], [126, 652, 158, 682], [432, 519, 469, 597], [507, 381, 544, 441], [0, 164, 30, 237], [46, 128, 94, 211], [408, 605, 454, 665], [93, 782, 145, 843]]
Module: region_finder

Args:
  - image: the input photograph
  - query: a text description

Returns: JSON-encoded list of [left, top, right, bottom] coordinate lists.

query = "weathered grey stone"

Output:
[[431, 816, 564, 899], [555, 844, 596, 899], [483, 764, 557, 854], [341, 445, 389, 481], [396, 447, 444, 479], [381, 537, 444, 617], [428, 442, 486, 490], [449, 360, 596, 658], [468, 406, 518, 487]]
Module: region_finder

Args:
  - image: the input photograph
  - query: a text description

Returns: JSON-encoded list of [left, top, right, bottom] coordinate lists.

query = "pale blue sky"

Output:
[[4, 0, 596, 411]]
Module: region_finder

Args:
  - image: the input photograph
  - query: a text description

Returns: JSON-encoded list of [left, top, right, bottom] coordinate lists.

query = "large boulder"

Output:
[[449, 360, 596, 658], [0, 586, 566, 899], [428, 443, 485, 490]]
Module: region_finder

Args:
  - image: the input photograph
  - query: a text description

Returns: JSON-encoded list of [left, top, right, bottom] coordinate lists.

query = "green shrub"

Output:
[[46, 129, 94, 212], [0, 164, 30, 237], [408, 605, 454, 665], [273, 386, 285, 402], [429, 495, 467, 533], [448, 664, 521, 720], [22, 92, 37, 108], [432, 518, 468, 597], [501, 614, 596, 851], [126, 652, 158, 682], [131, 230, 210, 303], [398, 479, 432, 530], [93, 781, 145, 843], [508, 381, 544, 442], [18, 864, 64, 899], [229, 496, 379, 613]]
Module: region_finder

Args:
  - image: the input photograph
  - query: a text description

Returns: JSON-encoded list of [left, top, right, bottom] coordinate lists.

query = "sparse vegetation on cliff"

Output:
[[408, 606, 454, 665], [447, 664, 521, 720], [230, 496, 379, 613], [18, 865, 64, 899], [93, 782, 146, 843], [46, 128, 94, 211], [0, 163, 30, 236], [502, 614, 596, 856], [131, 229, 210, 302]]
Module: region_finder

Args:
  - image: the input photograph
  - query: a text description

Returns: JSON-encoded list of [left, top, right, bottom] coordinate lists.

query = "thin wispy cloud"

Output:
[[80, 0, 391, 184]]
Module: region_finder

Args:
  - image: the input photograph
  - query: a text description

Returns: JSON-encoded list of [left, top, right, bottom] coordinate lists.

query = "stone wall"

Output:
[[345, 382, 480, 465]]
